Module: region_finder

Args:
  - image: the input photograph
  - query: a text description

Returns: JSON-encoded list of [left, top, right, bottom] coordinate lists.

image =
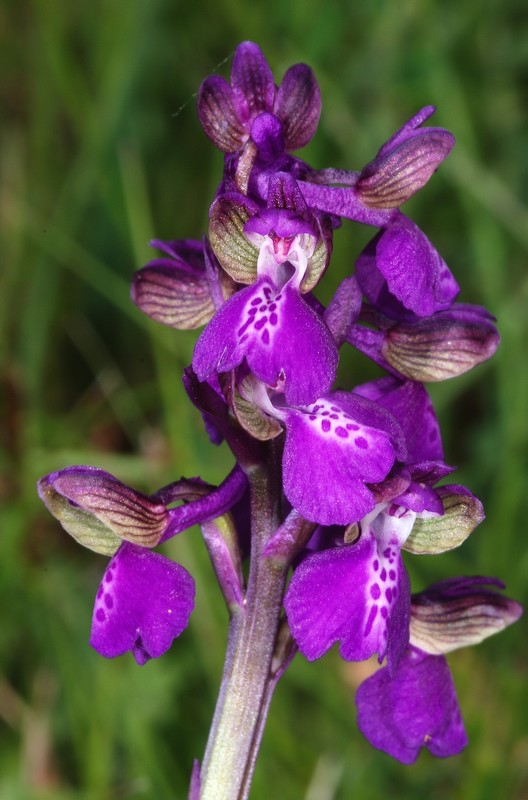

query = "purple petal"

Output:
[[249, 112, 284, 161], [356, 647, 467, 763], [284, 535, 409, 663], [275, 63, 322, 151], [266, 171, 310, 217], [160, 465, 248, 542], [197, 75, 246, 153], [193, 280, 337, 406], [149, 238, 205, 269], [281, 396, 396, 525], [356, 215, 459, 317], [297, 180, 395, 227], [231, 42, 276, 123], [90, 542, 195, 665], [393, 481, 444, 514], [354, 377, 443, 463], [376, 106, 438, 157], [323, 275, 363, 346]]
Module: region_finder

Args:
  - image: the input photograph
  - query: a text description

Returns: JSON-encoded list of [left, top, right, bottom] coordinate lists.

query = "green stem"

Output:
[[198, 465, 288, 800]]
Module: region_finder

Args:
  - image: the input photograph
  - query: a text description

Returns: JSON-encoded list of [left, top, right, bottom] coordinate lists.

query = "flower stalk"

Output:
[[199, 464, 288, 799]]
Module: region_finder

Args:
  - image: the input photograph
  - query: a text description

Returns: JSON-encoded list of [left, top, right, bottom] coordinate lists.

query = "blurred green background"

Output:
[[2, 0, 527, 797]]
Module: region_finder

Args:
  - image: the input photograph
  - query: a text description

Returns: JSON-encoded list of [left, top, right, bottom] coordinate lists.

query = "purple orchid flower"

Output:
[[197, 41, 321, 159], [356, 645, 467, 763], [283, 378, 458, 668], [91, 541, 195, 665], [38, 465, 247, 664], [296, 106, 455, 225], [283, 505, 413, 668], [356, 577, 522, 763], [193, 175, 337, 406], [245, 376, 405, 526]]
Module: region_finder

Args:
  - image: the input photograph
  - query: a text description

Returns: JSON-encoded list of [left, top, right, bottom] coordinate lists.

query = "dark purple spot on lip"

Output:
[[330, 414, 339, 420], [97, 586, 104, 599], [105, 571, 113, 583], [354, 436, 368, 449], [261, 329, 270, 344], [268, 303, 277, 311], [335, 426, 349, 438], [381, 607, 388, 620], [309, 415, 317, 420], [330, 406, 340, 412], [96, 608, 105, 622], [269, 312, 278, 325], [275, 293, 282, 301], [239, 333, 249, 343], [370, 583, 381, 599], [248, 306, 258, 316], [104, 593, 114, 609], [383, 547, 391, 557], [389, 569, 396, 580], [312, 404, 321, 412], [321, 419, 331, 433], [259, 305, 267, 312], [321, 410, 329, 416], [251, 297, 262, 305], [346, 423, 360, 431], [254, 317, 267, 330], [373, 560, 379, 571], [380, 568, 387, 582], [385, 588, 392, 602]]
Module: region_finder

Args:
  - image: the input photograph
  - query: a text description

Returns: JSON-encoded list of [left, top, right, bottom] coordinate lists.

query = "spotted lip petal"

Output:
[[90, 542, 195, 665], [356, 646, 467, 764], [192, 278, 337, 406], [284, 533, 410, 665], [280, 394, 398, 525]]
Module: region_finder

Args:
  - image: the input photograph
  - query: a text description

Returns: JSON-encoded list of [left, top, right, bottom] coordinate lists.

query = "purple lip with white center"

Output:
[[193, 279, 337, 406]]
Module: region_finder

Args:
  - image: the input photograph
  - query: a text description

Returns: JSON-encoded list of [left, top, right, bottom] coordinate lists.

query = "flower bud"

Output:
[[38, 467, 169, 556], [383, 305, 500, 381], [410, 577, 523, 655], [403, 486, 484, 555], [356, 107, 455, 209]]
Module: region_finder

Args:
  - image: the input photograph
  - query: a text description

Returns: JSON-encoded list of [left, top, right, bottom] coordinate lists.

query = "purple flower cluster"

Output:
[[39, 42, 520, 767]]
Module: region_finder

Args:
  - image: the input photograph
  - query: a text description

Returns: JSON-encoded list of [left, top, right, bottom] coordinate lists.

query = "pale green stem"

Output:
[[198, 465, 288, 800]]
